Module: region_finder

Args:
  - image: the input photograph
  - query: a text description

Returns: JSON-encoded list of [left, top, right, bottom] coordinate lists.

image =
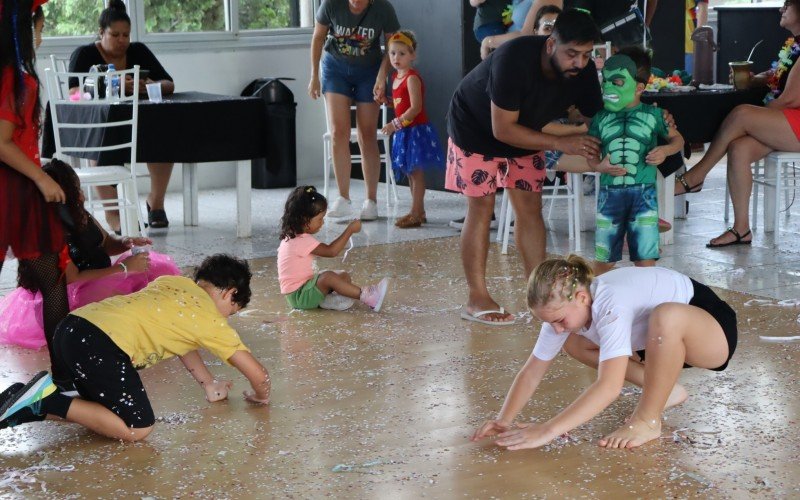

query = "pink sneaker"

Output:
[[360, 278, 389, 312]]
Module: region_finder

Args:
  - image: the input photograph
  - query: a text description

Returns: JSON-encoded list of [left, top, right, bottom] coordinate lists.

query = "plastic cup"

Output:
[[146, 82, 162, 103], [729, 61, 752, 90], [131, 245, 150, 255]]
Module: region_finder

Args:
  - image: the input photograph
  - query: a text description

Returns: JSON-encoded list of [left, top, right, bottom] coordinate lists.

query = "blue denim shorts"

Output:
[[595, 183, 659, 263], [321, 53, 380, 103], [474, 21, 506, 42]]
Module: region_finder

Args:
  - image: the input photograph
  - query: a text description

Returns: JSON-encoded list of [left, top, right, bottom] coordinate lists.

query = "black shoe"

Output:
[[0, 381, 47, 430], [0, 383, 23, 407], [449, 213, 498, 230], [146, 202, 169, 229]]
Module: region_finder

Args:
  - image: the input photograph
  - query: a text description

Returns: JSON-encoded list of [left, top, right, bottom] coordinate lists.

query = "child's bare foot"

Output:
[[665, 384, 688, 410], [624, 384, 687, 425], [598, 414, 661, 449]]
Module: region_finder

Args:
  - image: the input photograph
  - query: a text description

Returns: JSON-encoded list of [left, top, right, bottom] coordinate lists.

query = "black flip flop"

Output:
[[146, 202, 169, 229], [675, 173, 703, 196], [706, 228, 752, 248]]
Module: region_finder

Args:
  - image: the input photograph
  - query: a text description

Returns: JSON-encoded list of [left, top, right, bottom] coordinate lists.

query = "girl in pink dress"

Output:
[[0, 159, 180, 349]]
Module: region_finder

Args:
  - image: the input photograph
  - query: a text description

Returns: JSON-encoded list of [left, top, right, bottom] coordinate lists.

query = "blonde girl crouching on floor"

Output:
[[472, 255, 737, 449]]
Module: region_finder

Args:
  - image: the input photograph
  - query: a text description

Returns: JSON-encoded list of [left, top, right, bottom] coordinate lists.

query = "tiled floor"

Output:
[[1, 232, 798, 497], [5, 155, 800, 300], [3, 162, 800, 497]]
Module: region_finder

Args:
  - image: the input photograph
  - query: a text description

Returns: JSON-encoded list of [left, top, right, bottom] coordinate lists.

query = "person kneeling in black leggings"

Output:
[[0, 254, 271, 442]]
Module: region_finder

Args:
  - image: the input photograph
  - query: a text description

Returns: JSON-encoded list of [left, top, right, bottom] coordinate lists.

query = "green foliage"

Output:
[[42, 0, 297, 37], [143, 0, 294, 32], [144, 0, 225, 33], [240, 0, 293, 30], [43, 0, 104, 37]]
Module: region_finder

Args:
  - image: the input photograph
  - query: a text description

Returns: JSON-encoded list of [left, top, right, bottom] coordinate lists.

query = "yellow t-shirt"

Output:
[[72, 275, 249, 369]]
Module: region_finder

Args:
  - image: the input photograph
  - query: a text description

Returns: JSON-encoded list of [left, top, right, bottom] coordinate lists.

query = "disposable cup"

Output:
[[146, 82, 162, 103]]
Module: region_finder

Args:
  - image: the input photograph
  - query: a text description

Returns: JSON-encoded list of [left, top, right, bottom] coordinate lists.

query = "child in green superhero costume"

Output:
[[588, 47, 684, 275]]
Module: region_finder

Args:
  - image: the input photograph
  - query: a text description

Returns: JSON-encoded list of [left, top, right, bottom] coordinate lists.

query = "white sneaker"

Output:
[[327, 197, 353, 219], [319, 292, 355, 311], [360, 199, 379, 221]]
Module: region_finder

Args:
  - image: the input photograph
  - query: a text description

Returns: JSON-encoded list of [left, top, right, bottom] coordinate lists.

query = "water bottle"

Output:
[[106, 63, 120, 100], [85, 65, 100, 99]]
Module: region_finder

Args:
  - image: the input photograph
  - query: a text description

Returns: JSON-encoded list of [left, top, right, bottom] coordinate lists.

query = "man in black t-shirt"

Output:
[[446, 10, 603, 325]]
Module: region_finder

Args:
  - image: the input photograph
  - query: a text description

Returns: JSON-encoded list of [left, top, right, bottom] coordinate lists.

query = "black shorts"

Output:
[[637, 279, 737, 372], [54, 315, 155, 428]]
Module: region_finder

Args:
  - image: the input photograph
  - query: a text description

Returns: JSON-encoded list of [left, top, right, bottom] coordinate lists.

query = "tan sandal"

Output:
[[395, 213, 426, 228]]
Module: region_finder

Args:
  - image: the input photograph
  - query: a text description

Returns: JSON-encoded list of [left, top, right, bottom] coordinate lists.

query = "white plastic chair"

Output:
[[496, 171, 583, 254], [322, 101, 398, 207], [592, 41, 613, 83], [48, 54, 71, 99], [44, 65, 146, 237], [725, 151, 800, 244]]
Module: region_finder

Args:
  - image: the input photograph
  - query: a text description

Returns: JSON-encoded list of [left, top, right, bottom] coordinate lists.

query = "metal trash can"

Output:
[[242, 78, 297, 189]]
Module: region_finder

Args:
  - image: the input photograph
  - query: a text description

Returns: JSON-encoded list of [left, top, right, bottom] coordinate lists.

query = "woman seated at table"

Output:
[[674, 0, 800, 247], [68, 0, 175, 232]]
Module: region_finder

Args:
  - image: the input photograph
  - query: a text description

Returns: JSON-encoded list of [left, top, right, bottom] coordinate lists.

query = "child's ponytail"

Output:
[[279, 186, 328, 240], [527, 254, 594, 308]]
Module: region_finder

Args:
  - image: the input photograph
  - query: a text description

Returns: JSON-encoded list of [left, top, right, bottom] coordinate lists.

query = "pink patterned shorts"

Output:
[[444, 139, 547, 197]]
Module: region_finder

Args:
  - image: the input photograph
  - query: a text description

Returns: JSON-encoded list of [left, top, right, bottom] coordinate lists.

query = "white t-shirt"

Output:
[[532, 267, 694, 363]]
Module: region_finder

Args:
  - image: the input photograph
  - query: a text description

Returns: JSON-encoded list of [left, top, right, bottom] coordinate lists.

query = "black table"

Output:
[[641, 87, 768, 144], [43, 92, 267, 237]]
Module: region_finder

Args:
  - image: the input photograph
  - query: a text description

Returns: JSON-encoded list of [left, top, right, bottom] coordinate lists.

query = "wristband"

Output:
[[119, 262, 128, 278], [401, 118, 412, 127], [392, 117, 403, 130]]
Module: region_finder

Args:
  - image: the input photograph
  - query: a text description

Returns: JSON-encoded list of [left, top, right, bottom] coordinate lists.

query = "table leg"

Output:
[[237, 160, 252, 238], [658, 172, 674, 246], [763, 158, 780, 234], [183, 162, 199, 226], [571, 173, 581, 252]]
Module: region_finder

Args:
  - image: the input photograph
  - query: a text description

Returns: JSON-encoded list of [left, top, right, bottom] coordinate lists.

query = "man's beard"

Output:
[[550, 55, 581, 80]]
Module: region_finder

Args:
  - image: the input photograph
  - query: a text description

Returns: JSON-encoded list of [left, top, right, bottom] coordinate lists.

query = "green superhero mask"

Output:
[[601, 54, 638, 112]]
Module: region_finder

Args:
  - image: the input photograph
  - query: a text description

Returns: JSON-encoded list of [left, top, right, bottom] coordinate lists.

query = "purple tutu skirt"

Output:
[[0, 250, 180, 349], [390, 122, 445, 182]]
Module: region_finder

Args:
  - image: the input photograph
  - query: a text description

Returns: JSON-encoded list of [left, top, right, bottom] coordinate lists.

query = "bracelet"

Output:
[[119, 262, 128, 278], [392, 117, 403, 130]]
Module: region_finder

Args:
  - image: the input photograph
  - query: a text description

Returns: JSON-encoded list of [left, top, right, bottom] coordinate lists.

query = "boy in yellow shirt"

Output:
[[0, 254, 271, 442]]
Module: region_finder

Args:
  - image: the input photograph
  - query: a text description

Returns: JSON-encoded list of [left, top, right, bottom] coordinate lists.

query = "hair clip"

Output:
[[564, 267, 580, 301], [305, 187, 315, 193]]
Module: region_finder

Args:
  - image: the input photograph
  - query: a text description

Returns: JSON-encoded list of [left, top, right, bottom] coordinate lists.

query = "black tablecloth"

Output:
[[641, 87, 768, 144], [42, 91, 267, 165]]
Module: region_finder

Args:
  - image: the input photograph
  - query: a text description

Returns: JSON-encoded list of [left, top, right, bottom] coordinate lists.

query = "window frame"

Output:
[[38, 0, 319, 54]]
